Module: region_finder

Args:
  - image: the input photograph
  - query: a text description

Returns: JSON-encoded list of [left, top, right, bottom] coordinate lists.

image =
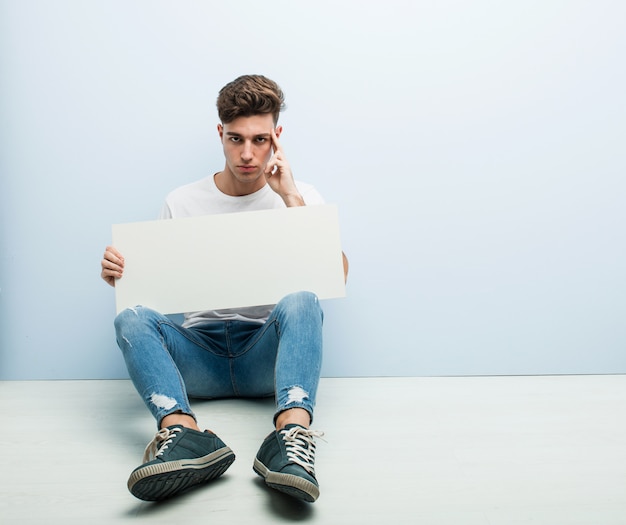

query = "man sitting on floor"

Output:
[[100, 74, 349, 503]]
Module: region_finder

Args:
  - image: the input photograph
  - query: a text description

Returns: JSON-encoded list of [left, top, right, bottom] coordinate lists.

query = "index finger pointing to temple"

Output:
[[271, 127, 283, 153]]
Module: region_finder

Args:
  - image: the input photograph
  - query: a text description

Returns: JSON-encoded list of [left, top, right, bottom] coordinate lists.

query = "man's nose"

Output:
[[241, 141, 253, 161]]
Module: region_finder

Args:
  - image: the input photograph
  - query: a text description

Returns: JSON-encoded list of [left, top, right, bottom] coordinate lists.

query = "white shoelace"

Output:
[[280, 426, 325, 475], [142, 426, 183, 463]]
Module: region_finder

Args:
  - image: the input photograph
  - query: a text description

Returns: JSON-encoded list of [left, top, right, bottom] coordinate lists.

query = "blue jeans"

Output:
[[114, 291, 324, 428]]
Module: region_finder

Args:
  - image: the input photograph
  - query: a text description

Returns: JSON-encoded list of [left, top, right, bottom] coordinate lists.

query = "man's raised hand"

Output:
[[264, 128, 304, 207]]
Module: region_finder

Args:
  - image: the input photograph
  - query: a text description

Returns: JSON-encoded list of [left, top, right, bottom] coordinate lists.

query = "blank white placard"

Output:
[[112, 205, 345, 315]]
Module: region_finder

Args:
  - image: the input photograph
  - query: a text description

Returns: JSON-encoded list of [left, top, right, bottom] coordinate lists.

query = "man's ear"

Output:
[[275, 125, 283, 138], [217, 123, 224, 140]]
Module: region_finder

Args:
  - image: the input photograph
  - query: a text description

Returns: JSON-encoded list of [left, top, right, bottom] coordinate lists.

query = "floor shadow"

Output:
[[252, 477, 315, 521], [123, 476, 231, 517], [190, 396, 275, 410]]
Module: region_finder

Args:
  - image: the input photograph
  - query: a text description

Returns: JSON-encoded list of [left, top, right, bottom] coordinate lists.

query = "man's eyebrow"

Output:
[[225, 132, 270, 138]]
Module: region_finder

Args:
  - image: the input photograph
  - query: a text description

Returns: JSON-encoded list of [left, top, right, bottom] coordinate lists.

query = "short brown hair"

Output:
[[217, 75, 285, 124]]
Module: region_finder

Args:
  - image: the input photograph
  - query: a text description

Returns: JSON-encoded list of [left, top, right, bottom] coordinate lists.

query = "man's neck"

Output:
[[214, 170, 266, 197]]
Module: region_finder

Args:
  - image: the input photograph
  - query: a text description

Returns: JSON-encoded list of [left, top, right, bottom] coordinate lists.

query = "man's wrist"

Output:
[[282, 193, 305, 207]]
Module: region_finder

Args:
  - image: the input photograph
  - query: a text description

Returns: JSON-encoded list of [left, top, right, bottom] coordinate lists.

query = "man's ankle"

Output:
[[160, 413, 200, 431], [275, 408, 311, 431]]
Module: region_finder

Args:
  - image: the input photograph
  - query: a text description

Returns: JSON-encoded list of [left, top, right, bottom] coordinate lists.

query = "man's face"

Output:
[[218, 113, 282, 192]]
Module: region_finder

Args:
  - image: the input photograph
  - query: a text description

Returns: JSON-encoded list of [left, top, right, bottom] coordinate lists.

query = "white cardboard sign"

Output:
[[112, 205, 345, 315]]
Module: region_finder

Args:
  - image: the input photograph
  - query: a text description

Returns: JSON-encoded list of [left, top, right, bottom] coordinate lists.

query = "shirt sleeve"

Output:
[[158, 201, 173, 220], [297, 182, 326, 206]]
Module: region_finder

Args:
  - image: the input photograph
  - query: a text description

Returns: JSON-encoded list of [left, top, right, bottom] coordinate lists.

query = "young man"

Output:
[[101, 75, 348, 503]]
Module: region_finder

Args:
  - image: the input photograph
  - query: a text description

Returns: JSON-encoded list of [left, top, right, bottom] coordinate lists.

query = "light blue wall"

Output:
[[1, 1, 625, 380]]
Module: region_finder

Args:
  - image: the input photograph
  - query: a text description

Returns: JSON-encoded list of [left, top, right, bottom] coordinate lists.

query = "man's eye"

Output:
[[230, 137, 241, 142], [255, 137, 267, 143]]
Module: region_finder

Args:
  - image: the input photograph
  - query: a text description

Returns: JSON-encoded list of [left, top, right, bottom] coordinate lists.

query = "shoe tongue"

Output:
[[280, 423, 306, 432]]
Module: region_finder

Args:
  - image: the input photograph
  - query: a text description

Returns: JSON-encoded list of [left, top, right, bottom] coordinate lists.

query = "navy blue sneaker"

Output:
[[127, 426, 235, 501], [253, 424, 324, 502]]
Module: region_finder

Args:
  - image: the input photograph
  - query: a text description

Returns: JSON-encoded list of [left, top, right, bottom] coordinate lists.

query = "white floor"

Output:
[[1, 375, 625, 524]]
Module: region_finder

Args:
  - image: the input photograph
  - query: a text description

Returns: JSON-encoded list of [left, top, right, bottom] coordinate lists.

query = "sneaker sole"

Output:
[[253, 458, 319, 502], [128, 447, 235, 501]]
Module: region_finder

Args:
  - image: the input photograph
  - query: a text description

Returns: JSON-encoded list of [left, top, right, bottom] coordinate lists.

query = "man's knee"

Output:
[[114, 305, 158, 334], [280, 290, 317, 307], [276, 291, 323, 320]]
